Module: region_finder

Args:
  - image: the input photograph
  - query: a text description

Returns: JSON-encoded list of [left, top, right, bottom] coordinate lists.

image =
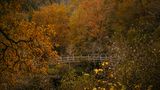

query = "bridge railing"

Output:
[[54, 55, 107, 63]]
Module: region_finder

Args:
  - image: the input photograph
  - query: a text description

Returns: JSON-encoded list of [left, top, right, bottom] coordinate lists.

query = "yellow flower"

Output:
[[102, 61, 109, 66], [94, 69, 103, 74], [92, 87, 97, 90], [105, 62, 109, 65], [98, 69, 103, 72], [101, 88, 106, 90], [94, 69, 99, 74], [84, 73, 90, 76], [102, 62, 105, 66]]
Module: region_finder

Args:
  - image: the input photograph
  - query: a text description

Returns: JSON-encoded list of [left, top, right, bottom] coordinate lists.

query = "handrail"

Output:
[[54, 55, 107, 63]]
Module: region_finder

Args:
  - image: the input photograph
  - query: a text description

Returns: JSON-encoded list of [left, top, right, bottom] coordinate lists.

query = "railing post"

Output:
[[88, 55, 89, 61], [72, 56, 76, 61]]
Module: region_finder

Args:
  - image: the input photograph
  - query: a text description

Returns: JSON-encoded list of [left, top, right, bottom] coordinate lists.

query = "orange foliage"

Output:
[[0, 17, 58, 86], [32, 4, 70, 50], [70, 0, 105, 38]]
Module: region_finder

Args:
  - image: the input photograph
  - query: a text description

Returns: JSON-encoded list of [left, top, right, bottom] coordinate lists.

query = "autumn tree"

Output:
[[0, 1, 58, 88], [32, 3, 70, 55], [104, 0, 160, 89], [69, 0, 109, 55]]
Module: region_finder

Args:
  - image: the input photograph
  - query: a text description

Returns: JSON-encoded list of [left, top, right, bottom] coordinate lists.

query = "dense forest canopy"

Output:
[[0, 0, 160, 89]]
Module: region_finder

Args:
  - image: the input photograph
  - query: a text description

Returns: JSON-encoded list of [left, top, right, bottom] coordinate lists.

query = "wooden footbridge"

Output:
[[54, 54, 107, 63]]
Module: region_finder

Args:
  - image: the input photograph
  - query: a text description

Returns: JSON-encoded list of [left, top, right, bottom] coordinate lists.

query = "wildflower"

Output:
[[94, 69, 103, 74], [84, 73, 90, 76], [102, 63, 105, 66], [101, 61, 109, 66], [92, 87, 97, 90], [105, 62, 109, 65], [98, 69, 103, 72], [94, 69, 98, 74]]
